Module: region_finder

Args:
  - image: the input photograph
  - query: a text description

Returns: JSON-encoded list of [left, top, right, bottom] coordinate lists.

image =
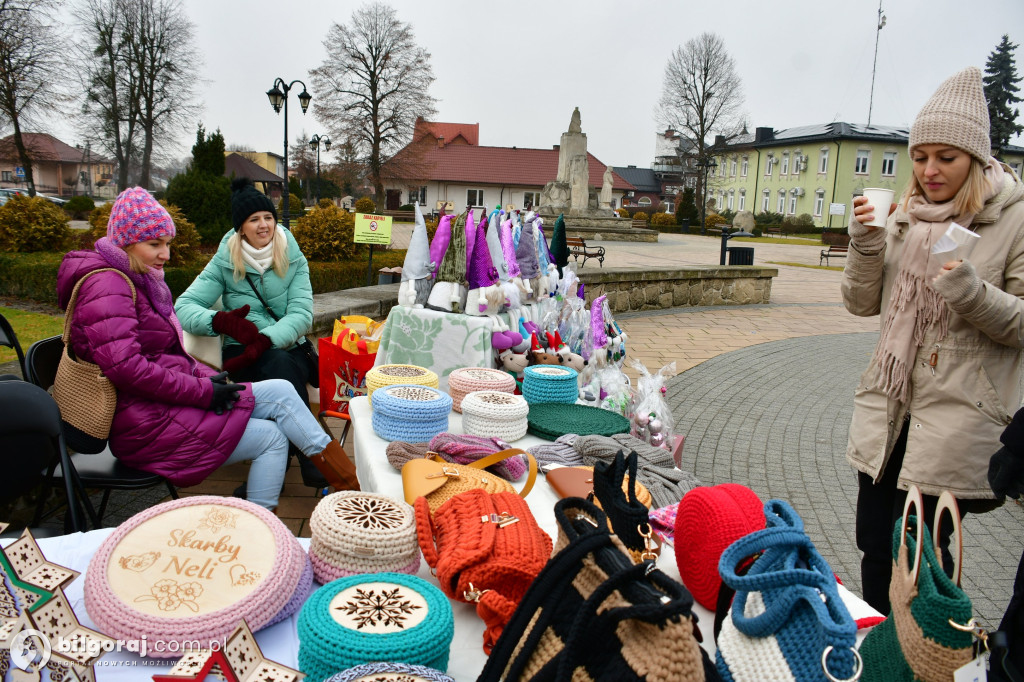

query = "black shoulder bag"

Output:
[[245, 276, 319, 388]]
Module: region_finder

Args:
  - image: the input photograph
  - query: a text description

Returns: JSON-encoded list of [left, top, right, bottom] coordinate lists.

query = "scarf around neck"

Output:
[[94, 236, 184, 342], [240, 226, 282, 274], [871, 159, 1005, 402]]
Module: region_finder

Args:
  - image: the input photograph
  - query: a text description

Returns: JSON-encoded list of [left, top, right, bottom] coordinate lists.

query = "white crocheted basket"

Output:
[[447, 367, 516, 413], [309, 492, 420, 584], [461, 390, 530, 442], [366, 364, 439, 398]]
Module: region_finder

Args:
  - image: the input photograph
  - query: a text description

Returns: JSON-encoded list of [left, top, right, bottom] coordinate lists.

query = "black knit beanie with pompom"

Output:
[[230, 177, 278, 230]]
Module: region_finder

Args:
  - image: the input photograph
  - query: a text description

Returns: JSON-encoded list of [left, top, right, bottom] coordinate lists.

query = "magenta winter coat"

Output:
[[56, 250, 253, 486]]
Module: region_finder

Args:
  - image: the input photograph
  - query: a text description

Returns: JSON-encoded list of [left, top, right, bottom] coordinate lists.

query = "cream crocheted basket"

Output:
[[461, 390, 530, 442], [447, 367, 516, 413], [83, 496, 308, 657], [366, 364, 439, 398], [309, 492, 420, 584]]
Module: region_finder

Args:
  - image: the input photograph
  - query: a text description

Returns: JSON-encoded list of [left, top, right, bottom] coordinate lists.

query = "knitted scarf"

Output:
[[573, 434, 702, 508], [95, 236, 183, 342], [240, 227, 281, 274], [872, 159, 1004, 402], [385, 433, 527, 481]]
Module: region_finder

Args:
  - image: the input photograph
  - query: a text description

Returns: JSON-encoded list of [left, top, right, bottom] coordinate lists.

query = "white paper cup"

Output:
[[860, 188, 895, 228]]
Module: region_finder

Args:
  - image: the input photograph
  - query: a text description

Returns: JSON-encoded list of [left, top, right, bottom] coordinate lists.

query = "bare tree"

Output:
[[0, 0, 67, 196], [311, 2, 437, 201], [657, 32, 744, 212], [76, 0, 199, 191]]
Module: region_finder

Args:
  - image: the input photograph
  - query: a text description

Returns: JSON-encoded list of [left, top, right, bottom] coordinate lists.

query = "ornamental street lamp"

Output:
[[695, 156, 718, 235], [266, 78, 312, 227], [309, 134, 331, 205]]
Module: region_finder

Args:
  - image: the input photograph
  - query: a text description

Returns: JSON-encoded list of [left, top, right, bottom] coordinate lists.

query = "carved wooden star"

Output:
[[151, 619, 303, 682]]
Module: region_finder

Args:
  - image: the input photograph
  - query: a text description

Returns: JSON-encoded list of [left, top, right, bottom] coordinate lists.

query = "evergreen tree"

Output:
[[676, 188, 700, 228], [191, 125, 226, 176], [166, 123, 231, 244], [983, 35, 1023, 155]]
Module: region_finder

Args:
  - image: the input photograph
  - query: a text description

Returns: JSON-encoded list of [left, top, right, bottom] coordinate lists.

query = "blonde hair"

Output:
[[228, 228, 289, 281], [903, 155, 989, 217], [125, 244, 152, 274]]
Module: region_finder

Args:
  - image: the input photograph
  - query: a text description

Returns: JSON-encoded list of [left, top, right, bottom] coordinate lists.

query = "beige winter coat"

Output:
[[842, 165, 1024, 498]]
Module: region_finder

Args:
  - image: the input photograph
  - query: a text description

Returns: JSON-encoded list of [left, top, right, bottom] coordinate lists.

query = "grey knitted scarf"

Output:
[[573, 434, 701, 508]]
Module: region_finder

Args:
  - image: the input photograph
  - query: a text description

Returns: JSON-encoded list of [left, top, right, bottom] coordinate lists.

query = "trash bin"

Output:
[[377, 267, 402, 284], [727, 247, 754, 265]]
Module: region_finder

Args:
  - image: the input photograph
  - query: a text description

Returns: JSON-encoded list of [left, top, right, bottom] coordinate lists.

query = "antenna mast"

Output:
[[867, 0, 886, 127]]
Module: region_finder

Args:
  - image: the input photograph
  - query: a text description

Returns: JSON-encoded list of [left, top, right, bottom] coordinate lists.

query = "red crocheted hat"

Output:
[[674, 483, 764, 610]]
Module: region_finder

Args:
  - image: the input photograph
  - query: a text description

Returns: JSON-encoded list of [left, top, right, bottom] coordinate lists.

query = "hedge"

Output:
[[0, 249, 409, 306]]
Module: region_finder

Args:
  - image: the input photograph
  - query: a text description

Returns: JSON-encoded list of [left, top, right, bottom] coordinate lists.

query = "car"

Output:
[[41, 194, 68, 206]]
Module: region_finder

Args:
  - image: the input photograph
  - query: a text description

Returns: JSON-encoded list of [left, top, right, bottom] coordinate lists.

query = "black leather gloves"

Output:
[[208, 371, 244, 415]]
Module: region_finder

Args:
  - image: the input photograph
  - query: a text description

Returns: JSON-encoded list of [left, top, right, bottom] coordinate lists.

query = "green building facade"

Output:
[[707, 124, 1024, 229]]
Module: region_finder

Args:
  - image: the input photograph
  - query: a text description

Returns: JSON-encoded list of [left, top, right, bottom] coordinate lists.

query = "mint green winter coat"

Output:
[[175, 227, 314, 350]]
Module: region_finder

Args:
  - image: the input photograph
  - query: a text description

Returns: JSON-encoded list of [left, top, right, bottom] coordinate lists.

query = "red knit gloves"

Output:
[[212, 305, 260, 344], [223, 334, 272, 375]]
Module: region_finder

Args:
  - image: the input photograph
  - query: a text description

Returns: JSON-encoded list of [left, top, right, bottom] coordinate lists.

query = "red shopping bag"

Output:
[[318, 336, 376, 414]]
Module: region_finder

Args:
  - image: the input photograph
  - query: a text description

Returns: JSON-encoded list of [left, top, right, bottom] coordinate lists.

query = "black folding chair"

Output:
[[24, 335, 178, 528], [0, 311, 26, 380]]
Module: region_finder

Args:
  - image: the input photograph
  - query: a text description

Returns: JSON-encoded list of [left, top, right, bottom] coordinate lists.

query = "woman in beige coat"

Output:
[[842, 66, 1024, 612]]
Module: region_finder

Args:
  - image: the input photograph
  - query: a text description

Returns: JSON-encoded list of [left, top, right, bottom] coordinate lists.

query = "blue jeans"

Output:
[[223, 379, 331, 509]]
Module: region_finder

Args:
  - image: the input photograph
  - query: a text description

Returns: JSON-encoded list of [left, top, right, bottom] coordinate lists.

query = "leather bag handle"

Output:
[[462, 448, 538, 498]]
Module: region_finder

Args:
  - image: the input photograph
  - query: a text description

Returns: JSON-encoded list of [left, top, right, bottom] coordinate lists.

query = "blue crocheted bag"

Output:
[[371, 384, 452, 442], [297, 572, 454, 682], [716, 500, 861, 682]]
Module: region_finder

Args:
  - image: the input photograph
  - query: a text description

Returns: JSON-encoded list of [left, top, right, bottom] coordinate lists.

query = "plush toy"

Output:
[[427, 210, 469, 312], [500, 217, 531, 301], [515, 212, 542, 303], [531, 214, 559, 299], [466, 211, 521, 349], [398, 202, 434, 308], [545, 330, 585, 372], [550, 212, 570, 276], [498, 348, 529, 394], [485, 210, 521, 311], [428, 213, 453, 279]]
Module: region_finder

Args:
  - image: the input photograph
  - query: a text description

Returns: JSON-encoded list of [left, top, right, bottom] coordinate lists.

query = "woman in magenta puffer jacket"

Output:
[[55, 188, 356, 509]]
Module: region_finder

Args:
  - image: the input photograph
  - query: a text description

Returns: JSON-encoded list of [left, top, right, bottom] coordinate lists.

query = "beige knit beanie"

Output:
[[909, 66, 991, 162]]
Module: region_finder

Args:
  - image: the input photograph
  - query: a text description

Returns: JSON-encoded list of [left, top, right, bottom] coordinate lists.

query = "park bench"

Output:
[[820, 245, 849, 266], [381, 209, 415, 222], [565, 236, 605, 267], [765, 227, 785, 238], [631, 217, 649, 229]]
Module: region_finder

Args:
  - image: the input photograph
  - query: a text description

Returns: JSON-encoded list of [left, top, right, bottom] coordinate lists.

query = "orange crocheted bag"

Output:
[[415, 489, 553, 654]]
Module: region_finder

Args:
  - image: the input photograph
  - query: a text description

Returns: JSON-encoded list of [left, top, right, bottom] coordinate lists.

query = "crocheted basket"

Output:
[[448, 367, 516, 412], [297, 572, 454, 682], [366, 364, 439, 398], [461, 390, 530, 442], [83, 496, 308, 657], [371, 384, 452, 442], [527, 403, 630, 440], [675, 483, 764, 610], [309, 492, 420, 584], [521, 365, 579, 405], [325, 663, 454, 682]]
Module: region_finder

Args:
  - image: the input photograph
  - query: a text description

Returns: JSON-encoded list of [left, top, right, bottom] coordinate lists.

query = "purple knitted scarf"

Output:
[[95, 236, 183, 341]]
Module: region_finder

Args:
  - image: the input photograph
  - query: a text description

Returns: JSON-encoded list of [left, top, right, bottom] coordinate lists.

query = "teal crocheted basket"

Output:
[[526, 403, 631, 440], [522, 365, 579, 405], [297, 572, 454, 682]]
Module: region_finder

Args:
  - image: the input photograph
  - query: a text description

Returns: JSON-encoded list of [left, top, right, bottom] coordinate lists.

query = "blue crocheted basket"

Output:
[[325, 662, 455, 682], [297, 572, 454, 682], [371, 384, 452, 442], [521, 365, 579, 405]]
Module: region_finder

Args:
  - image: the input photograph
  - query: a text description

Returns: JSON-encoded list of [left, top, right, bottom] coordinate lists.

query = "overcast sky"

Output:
[[53, 0, 1024, 168]]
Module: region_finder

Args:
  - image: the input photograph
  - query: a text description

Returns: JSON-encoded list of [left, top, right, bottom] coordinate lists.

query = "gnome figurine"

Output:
[[427, 210, 469, 312], [515, 212, 541, 303], [428, 213, 453, 279], [500, 217, 530, 301], [531, 214, 559, 298], [398, 203, 434, 308], [466, 213, 522, 349]]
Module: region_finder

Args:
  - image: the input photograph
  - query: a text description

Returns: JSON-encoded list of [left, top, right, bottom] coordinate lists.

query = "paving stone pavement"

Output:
[[665, 330, 1024, 629]]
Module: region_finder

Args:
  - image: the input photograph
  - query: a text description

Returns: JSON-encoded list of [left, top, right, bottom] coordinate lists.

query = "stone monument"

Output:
[[537, 108, 657, 242]]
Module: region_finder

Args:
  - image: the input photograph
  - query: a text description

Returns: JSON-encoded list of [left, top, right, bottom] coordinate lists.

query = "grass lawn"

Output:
[[766, 260, 844, 272], [0, 306, 63, 363]]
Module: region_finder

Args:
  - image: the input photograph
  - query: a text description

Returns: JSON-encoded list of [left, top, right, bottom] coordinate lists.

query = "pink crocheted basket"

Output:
[[83, 496, 307, 657], [447, 367, 516, 413]]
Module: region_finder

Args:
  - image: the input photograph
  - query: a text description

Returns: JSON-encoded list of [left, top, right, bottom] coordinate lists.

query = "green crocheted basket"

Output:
[[527, 403, 631, 440]]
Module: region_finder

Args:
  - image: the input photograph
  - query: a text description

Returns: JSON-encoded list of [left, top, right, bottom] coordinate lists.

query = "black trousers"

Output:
[[856, 419, 978, 613], [221, 345, 311, 410]]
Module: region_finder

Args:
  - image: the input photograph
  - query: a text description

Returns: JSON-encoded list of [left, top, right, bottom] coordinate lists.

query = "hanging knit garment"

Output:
[[436, 211, 468, 285]]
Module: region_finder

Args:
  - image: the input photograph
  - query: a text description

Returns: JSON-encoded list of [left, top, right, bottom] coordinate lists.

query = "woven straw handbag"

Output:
[[53, 268, 135, 454], [401, 449, 537, 514], [859, 486, 977, 681]]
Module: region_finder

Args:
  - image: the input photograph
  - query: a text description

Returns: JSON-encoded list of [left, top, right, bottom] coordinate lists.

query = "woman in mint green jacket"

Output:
[[175, 178, 348, 490]]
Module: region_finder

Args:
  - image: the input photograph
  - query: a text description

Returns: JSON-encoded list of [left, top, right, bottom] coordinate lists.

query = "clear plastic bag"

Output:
[[629, 359, 677, 450]]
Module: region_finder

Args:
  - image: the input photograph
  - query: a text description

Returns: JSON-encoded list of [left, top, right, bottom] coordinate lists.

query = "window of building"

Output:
[[777, 190, 785, 214], [664, 201, 674, 213], [719, 160, 726, 177], [762, 189, 770, 211], [881, 151, 897, 176], [765, 156, 775, 176], [408, 186, 426, 204], [738, 189, 746, 211], [0, 171, 9, 182], [467, 189, 485, 207], [730, 158, 737, 177], [789, 189, 798, 215], [523, 191, 541, 208], [638, 196, 652, 206], [741, 156, 749, 177], [814, 190, 825, 217], [819, 148, 829, 174], [781, 153, 790, 175], [727, 190, 735, 210], [1012, 162, 1022, 177], [855, 150, 870, 175]]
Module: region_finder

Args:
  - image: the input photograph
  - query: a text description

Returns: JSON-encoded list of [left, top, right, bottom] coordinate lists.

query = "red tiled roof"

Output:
[[412, 119, 480, 146], [386, 144, 634, 191], [0, 133, 108, 164]]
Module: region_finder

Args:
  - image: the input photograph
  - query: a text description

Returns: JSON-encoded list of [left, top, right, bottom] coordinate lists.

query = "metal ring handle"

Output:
[[821, 645, 863, 682]]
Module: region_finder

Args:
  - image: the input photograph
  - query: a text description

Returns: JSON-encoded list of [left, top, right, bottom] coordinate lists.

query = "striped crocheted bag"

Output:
[[716, 499, 861, 682]]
